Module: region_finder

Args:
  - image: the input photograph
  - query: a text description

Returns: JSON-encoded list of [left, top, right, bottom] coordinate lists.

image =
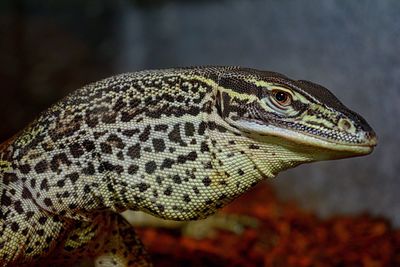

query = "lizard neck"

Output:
[[2, 70, 224, 220]]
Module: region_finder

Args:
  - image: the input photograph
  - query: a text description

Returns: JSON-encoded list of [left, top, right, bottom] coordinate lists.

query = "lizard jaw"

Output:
[[235, 120, 377, 158]]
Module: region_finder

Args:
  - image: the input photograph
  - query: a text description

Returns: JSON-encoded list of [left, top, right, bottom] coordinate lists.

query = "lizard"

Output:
[[0, 66, 377, 267]]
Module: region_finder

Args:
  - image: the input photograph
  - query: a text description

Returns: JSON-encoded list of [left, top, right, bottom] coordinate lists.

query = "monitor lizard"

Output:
[[0, 66, 377, 266]]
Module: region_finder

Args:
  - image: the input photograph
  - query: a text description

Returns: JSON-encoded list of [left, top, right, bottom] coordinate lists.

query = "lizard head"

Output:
[[213, 67, 377, 161]]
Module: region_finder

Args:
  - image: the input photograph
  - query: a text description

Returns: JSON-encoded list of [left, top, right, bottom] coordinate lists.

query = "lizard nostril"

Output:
[[338, 118, 353, 132]]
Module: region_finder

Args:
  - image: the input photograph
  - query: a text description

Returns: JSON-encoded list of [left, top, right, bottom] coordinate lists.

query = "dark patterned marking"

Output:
[[249, 144, 260, 149], [168, 124, 186, 145], [137, 183, 150, 192], [156, 176, 163, 185], [204, 161, 213, 169], [152, 189, 159, 198], [161, 93, 174, 103], [145, 161, 157, 174], [19, 164, 31, 174], [25, 211, 34, 219], [177, 155, 186, 164], [184, 122, 195, 136], [44, 198, 53, 207], [198, 121, 206, 135], [152, 138, 166, 152], [1, 191, 11, 206], [205, 199, 213, 205], [3, 173, 18, 185], [107, 134, 125, 149], [207, 121, 216, 131], [121, 111, 137, 122], [85, 115, 99, 128], [14, 201, 24, 214], [35, 160, 48, 174], [40, 179, 50, 191], [216, 124, 227, 133], [83, 185, 91, 193], [98, 161, 117, 173], [41, 141, 54, 152], [113, 97, 126, 112], [202, 176, 211, 186], [172, 205, 180, 211], [129, 98, 141, 108], [69, 143, 84, 158], [30, 179, 36, 188], [176, 95, 185, 103], [94, 130, 108, 139], [237, 169, 245, 176], [10, 222, 19, 232], [193, 186, 200, 194], [187, 151, 197, 161], [122, 129, 140, 137], [164, 186, 173, 196], [157, 204, 165, 212], [218, 180, 227, 185], [37, 229, 45, 236], [102, 113, 117, 124], [211, 140, 217, 147], [160, 158, 174, 169], [146, 95, 162, 106], [117, 151, 124, 160], [187, 106, 201, 116], [22, 187, 33, 199], [139, 126, 151, 142], [127, 144, 141, 159], [100, 143, 113, 154], [200, 141, 210, 153], [172, 175, 182, 184], [82, 162, 96, 175], [50, 153, 72, 173], [177, 151, 197, 164], [183, 194, 191, 203], [56, 179, 65, 187], [154, 124, 168, 132], [128, 165, 139, 175], [66, 172, 80, 184]]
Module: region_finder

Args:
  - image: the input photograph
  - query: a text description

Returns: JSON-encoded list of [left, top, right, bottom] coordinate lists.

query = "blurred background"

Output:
[[0, 0, 399, 230]]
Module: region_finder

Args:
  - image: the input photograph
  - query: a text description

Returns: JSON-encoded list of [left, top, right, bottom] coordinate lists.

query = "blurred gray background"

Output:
[[1, 0, 399, 226]]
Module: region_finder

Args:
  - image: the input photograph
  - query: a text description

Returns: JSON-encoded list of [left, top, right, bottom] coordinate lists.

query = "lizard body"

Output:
[[0, 66, 376, 266]]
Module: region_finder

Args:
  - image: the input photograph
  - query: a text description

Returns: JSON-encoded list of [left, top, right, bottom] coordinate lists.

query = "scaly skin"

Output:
[[0, 67, 377, 266]]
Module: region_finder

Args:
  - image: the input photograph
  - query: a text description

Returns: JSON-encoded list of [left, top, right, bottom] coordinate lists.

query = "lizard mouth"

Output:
[[233, 119, 377, 156], [269, 126, 377, 156], [289, 129, 377, 155]]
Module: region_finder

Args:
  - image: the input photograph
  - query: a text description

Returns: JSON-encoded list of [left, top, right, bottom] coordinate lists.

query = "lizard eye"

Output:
[[271, 90, 292, 108]]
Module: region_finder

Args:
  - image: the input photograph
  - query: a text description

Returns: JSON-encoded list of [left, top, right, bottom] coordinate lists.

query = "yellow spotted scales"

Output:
[[0, 67, 377, 266]]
